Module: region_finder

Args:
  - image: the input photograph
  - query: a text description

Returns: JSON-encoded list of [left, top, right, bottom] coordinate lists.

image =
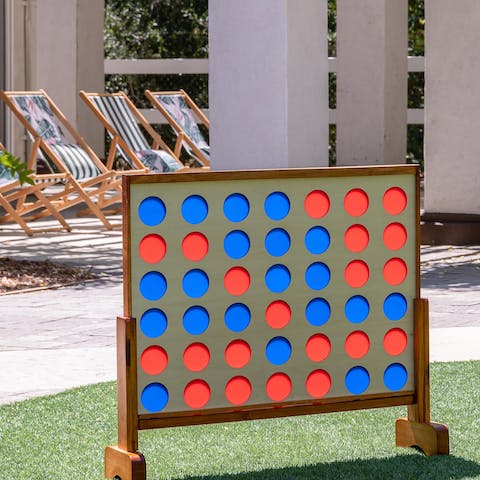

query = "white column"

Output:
[[336, 0, 408, 165], [209, 0, 329, 170], [34, 0, 104, 154], [424, 0, 480, 217]]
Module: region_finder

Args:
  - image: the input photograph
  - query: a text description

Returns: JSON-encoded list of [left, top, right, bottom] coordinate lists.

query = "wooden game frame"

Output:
[[105, 166, 449, 480]]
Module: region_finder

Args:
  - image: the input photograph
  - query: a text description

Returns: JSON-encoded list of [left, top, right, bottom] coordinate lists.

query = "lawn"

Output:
[[1, 361, 479, 480]]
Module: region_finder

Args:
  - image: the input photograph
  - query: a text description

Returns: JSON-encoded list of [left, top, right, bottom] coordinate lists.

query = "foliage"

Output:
[[104, 0, 208, 107], [0, 150, 34, 185]]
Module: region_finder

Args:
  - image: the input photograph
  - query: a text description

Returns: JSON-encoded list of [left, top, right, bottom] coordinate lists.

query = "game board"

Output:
[[105, 166, 449, 480]]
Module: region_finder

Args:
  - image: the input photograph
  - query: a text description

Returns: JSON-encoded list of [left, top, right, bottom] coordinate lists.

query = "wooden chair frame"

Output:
[[0, 90, 124, 230], [0, 141, 71, 235], [145, 89, 211, 168], [79, 91, 190, 172]]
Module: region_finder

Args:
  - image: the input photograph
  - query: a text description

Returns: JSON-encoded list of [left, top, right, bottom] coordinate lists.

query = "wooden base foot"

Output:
[[105, 445, 146, 480], [395, 418, 449, 456]]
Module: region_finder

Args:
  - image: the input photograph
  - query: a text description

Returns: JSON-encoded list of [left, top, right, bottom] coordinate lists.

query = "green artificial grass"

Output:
[[1, 361, 479, 479]]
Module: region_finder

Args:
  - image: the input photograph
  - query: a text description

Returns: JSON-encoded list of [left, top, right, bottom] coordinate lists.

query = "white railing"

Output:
[[105, 57, 424, 125]]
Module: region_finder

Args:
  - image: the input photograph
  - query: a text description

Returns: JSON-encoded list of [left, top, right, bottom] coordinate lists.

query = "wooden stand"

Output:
[[395, 298, 449, 455], [105, 317, 147, 480]]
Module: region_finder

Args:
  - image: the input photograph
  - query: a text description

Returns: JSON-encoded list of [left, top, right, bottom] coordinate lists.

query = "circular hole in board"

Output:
[[383, 187, 407, 215], [224, 267, 251, 296], [223, 193, 250, 222], [181, 195, 208, 224], [140, 345, 168, 375], [141, 383, 169, 413], [265, 300, 292, 329], [225, 376, 252, 405], [264, 191, 290, 220], [266, 373, 292, 402], [304, 190, 330, 219], [306, 370, 332, 398], [184, 379, 211, 409], [182, 232, 209, 261], [344, 189, 369, 216], [138, 196, 166, 226]]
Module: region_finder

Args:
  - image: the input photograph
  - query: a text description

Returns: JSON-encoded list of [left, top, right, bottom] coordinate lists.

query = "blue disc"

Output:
[[383, 293, 408, 320], [181, 195, 208, 224], [223, 193, 250, 222], [224, 230, 250, 259], [264, 228, 291, 257], [183, 305, 210, 335], [265, 337, 292, 365], [224, 303, 251, 332], [305, 262, 331, 290], [345, 366, 370, 395], [305, 298, 331, 326], [264, 192, 290, 220], [138, 196, 166, 226], [139, 271, 167, 301], [305, 226, 330, 254], [344, 296, 370, 324], [265, 264, 291, 293], [384, 363, 408, 391], [182, 269, 209, 298], [141, 383, 169, 412], [140, 308, 168, 338]]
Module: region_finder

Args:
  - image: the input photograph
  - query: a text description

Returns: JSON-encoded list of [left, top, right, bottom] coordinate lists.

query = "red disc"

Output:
[[184, 379, 211, 409], [265, 300, 291, 329], [304, 190, 330, 218], [383, 187, 407, 215], [225, 376, 252, 405], [138, 234, 166, 264], [344, 260, 370, 288], [140, 346, 168, 375], [344, 331, 370, 359], [344, 189, 369, 217], [306, 370, 331, 398], [182, 232, 209, 261], [383, 223, 407, 250], [224, 340, 251, 368], [224, 267, 251, 296], [305, 334, 331, 362], [344, 224, 369, 252], [384, 328, 408, 356], [183, 343, 210, 372], [383, 258, 408, 285], [266, 373, 292, 402]]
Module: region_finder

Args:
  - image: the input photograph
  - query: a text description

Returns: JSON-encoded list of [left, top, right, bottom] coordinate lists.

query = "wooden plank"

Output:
[[138, 393, 414, 430], [126, 165, 418, 186], [116, 316, 139, 452]]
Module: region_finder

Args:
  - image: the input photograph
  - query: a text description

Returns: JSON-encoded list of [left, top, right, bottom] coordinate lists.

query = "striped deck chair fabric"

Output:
[[9, 95, 100, 180], [145, 90, 210, 167], [85, 94, 181, 173]]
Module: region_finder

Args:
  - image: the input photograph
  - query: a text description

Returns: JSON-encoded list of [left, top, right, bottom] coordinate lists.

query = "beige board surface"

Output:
[[127, 169, 417, 415]]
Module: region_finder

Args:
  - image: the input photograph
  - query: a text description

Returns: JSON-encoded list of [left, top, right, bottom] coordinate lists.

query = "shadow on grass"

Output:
[[178, 454, 480, 480]]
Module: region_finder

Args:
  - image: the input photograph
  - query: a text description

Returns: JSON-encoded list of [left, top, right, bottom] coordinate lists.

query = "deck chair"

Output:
[[145, 89, 210, 168], [0, 141, 71, 235], [0, 90, 123, 230], [79, 91, 194, 173]]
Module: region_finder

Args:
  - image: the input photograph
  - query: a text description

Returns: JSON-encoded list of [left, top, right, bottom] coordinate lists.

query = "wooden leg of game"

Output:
[[105, 317, 147, 479], [395, 298, 449, 455], [105, 446, 146, 480]]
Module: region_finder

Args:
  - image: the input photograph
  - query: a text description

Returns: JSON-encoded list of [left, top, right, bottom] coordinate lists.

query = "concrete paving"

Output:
[[0, 212, 479, 405]]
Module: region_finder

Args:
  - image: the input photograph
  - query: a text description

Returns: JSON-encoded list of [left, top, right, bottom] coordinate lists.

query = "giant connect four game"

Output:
[[125, 166, 419, 417], [106, 166, 449, 479]]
